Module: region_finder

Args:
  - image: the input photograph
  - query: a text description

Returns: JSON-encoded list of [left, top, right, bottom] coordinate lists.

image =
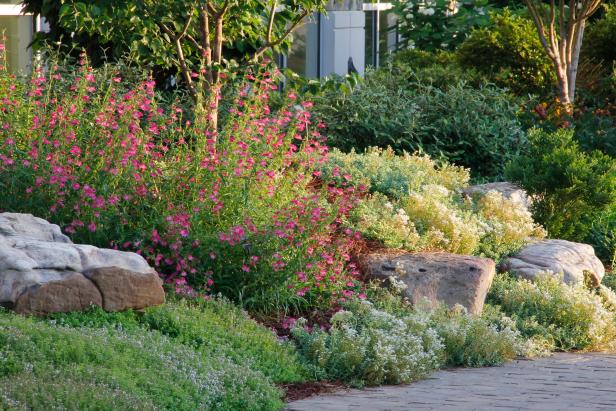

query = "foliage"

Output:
[[428, 304, 522, 367], [322, 148, 544, 260], [457, 10, 554, 96], [0, 51, 362, 315], [393, 0, 494, 51], [603, 272, 616, 292], [24, 0, 324, 68], [292, 293, 528, 386], [584, 5, 616, 66], [586, 208, 616, 266], [521, 0, 602, 105], [505, 127, 616, 246], [49, 298, 308, 384], [390, 49, 487, 90], [0, 307, 285, 410], [291, 300, 444, 387], [314, 68, 528, 180], [573, 110, 616, 157], [321, 147, 470, 199], [488, 273, 616, 351]]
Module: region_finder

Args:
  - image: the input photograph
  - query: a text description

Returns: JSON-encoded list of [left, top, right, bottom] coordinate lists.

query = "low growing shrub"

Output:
[[0, 308, 285, 410], [50, 298, 309, 384], [291, 300, 444, 387], [488, 273, 616, 351], [428, 304, 522, 367], [292, 295, 528, 386]]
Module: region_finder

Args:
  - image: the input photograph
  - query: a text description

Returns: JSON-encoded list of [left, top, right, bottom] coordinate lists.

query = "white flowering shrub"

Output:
[[348, 193, 421, 249], [427, 304, 523, 366], [474, 191, 546, 260], [488, 273, 616, 351], [291, 301, 444, 386], [403, 184, 481, 254], [322, 147, 470, 199], [327, 148, 544, 260]]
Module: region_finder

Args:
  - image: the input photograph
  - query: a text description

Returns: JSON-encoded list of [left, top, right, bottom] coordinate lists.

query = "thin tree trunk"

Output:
[[567, 20, 586, 103]]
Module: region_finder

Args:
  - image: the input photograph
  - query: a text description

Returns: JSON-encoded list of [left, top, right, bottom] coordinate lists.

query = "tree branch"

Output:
[[251, 9, 310, 61]]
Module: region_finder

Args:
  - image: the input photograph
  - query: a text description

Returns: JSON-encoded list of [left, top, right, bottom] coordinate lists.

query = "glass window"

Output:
[[364, 11, 376, 68], [286, 15, 319, 78], [379, 10, 398, 64]]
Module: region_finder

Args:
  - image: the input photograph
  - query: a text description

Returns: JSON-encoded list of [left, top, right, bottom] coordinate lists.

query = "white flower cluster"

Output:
[[292, 301, 444, 385]]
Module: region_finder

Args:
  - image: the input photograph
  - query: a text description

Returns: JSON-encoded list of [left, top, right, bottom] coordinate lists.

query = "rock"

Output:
[[359, 252, 496, 315], [85, 267, 164, 311], [463, 182, 532, 210], [502, 239, 605, 285], [13, 271, 102, 315], [0, 213, 164, 315]]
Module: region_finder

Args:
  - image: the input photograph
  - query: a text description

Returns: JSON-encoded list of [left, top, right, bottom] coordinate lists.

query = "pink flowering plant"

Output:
[[0, 46, 362, 315]]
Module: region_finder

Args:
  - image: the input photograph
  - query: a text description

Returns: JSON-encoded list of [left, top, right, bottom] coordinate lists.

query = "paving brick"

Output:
[[286, 353, 616, 411]]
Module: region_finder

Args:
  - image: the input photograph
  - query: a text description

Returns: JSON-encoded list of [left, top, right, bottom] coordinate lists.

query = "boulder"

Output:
[[502, 239, 605, 285], [463, 182, 532, 210], [0, 213, 164, 315], [359, 252, 496, 315]]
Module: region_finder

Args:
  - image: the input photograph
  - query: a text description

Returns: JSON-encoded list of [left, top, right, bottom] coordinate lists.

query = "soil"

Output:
[[281, 381, 344, 402]]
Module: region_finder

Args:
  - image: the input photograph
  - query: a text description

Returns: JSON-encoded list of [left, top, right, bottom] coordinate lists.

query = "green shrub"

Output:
[[49, 298, 309, 385], [584, 5, 616, 66], [313, 68, 419, 154], [0, 308, 284, 410], [390, 50, 488, 90], [586, 208, 616, 266], [291, 300, 444, 387], [572, 111, 616, 158], [429, 304, 521, 367], [603, 272, 616, 292], [315, 71, 528, 180], [488, 273, 616, 351], [505, 127, 616, 245], [457, 10, 554, 96]]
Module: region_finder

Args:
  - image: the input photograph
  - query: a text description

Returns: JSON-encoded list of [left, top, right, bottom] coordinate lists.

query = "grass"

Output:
[[0, 297, 311, 410]]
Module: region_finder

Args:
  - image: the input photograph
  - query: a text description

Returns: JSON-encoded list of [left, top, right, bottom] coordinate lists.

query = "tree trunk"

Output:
[[567, 20, 586, 104], [556, 64, 571, 106]]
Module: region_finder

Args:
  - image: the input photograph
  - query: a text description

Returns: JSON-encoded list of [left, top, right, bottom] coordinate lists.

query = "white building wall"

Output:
[[319, 11, 365, 77]]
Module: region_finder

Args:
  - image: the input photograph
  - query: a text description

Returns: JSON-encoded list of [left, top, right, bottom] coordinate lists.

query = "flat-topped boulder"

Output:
[[359, 252, 496, 315], [502, 239, 605, 286], [0, 213, 164, 315]]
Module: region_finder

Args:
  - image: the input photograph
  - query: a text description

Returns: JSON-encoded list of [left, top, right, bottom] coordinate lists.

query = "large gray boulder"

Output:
[[502, 239, 605, 286], [0, 213, 165, 315], [359, 252, 496, 315]]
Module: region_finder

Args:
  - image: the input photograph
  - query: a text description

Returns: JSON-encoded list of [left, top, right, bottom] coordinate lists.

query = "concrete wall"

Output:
[[319, 11, 365, 77]]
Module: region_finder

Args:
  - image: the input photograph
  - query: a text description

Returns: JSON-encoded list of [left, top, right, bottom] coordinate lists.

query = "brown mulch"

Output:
[[281, 381, 344, 402]]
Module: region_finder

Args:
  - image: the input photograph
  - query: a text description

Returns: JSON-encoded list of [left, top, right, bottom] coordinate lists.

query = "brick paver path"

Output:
[[286, 353, 616, 411]]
